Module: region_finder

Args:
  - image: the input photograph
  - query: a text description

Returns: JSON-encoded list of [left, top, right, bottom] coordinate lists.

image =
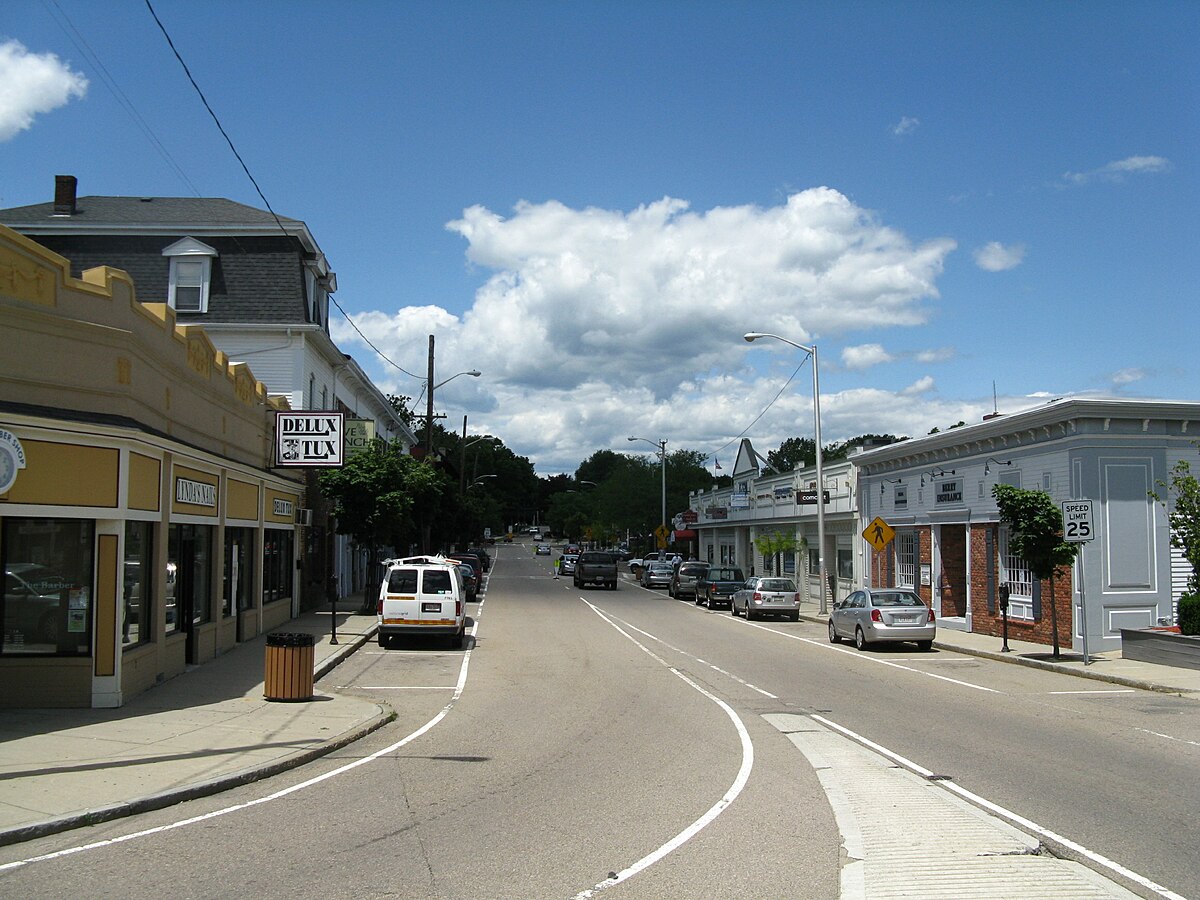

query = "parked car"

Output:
[[732, 576, 801, 621], [694, 566, 745, 609], [377, 556, 467, 649], [456, 564, 478, 602], [559, 553, 579, 577], [640, 561, 675, 589], [829, 587, 936, 651], [574, 550, 618, 590], [447, 552, 483, 583], [467, 547, 492, 571], [669, 561, 710, 600]]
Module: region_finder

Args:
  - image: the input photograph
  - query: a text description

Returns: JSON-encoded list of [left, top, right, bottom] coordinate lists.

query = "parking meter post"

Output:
[[328, 573, 339, 646]]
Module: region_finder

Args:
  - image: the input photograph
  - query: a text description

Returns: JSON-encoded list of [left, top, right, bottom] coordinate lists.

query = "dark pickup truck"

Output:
[[573, 551, 619, 590], [695, 565, 745, 609]]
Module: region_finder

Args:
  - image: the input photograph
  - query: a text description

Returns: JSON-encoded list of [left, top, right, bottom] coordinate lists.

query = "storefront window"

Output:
[[263, 528, 294, 604], [808, 549, 821, 576], [895, 533, 916, 588], [224, 527, 254, 616], [837, 547, 853, 579], [2, 518, 94, 656], [123, 521, 153, 648], [168, 524, 212, 633]]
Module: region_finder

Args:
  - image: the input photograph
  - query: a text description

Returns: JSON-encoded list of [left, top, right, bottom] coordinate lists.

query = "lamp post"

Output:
[[628, 436, 668, 550], [743, 331, 829, 614], [423, 334, 480, 458]]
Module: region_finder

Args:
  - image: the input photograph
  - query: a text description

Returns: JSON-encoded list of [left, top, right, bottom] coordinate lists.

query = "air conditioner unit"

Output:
[[296, 508, 313, 526]]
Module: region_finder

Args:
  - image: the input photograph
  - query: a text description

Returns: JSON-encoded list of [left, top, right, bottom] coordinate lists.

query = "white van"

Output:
[[377, 556, 466, 649]]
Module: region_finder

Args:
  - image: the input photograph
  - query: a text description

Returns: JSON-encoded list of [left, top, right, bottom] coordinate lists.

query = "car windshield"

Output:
[[650, 563, 674, 572], [680, 564, 708, 575], [708, 568, 741, 581], [872, 591, 924, 607], [759, 579, 796, 592]]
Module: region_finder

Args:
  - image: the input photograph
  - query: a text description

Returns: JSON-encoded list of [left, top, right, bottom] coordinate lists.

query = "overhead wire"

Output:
[[705, 355, 808, 468], [143, 0, 425, 386]]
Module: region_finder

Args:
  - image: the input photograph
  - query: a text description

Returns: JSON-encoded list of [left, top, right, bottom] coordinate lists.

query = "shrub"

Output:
[[1179, 593, 1200, 636]]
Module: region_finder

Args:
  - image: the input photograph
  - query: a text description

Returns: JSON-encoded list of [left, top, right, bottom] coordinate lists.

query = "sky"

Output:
[[2, 1, 1197, 475]]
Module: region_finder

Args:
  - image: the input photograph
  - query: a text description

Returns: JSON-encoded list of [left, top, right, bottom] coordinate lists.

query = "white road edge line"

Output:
[[810, 714, 1188, 900], [572, 599, 754, 899], [0, 578, 492, 874]]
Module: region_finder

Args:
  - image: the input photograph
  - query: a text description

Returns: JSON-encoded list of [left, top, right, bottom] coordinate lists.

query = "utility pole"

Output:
[[425, 334, 435, 458]]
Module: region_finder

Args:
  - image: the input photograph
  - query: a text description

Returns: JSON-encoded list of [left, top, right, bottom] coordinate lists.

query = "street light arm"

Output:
[[433, 369, 481, 391]]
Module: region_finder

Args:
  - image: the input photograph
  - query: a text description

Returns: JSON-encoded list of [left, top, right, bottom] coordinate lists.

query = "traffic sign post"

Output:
[[1061, 500, 1095, 664], [862, 516, 895, 553]]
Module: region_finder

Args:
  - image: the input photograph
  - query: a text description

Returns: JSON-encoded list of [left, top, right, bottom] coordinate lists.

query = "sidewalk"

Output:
[[1, 600, 1195, 854], [0, 606, 389, 846]]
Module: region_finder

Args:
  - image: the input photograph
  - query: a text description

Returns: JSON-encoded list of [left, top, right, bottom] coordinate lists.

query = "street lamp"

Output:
[[628, 436, 668, 550], [423, 333, 481, 458], [466, 474, 497, 490], [744, 331, 829, 614]]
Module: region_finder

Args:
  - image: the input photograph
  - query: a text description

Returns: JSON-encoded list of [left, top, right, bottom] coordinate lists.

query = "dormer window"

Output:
[[163, 237, 217, 313]]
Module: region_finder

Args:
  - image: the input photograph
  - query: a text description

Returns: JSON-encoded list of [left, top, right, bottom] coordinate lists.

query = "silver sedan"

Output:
[[640, 562, 675, 589], [828, 587, 936, 651], [731, 576, 800, 621]]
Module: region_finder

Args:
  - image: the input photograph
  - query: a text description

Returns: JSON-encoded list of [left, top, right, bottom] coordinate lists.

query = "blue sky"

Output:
[[2, 1, 1196, 474]]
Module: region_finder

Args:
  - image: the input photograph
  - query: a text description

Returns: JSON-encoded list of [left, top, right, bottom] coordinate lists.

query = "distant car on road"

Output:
[[829, 587, 935, 651], [694, 566, 744, 609], [559, 553, 579, 576], [640, 561, 675, 589], [535, 544, 551, 556], [732, 576, 800, 621]]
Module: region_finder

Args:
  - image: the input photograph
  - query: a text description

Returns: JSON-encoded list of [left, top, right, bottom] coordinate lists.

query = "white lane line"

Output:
[[1135, 727, 1200, 749], [351, 686, 456, 691], [0, 585, 492, 873], [1048, 689, 1136, 695], [811, 714, 1188, 900], [594, 607, 777, 698], [572, 599, 754, 899], [731, 618, 1001, 693]]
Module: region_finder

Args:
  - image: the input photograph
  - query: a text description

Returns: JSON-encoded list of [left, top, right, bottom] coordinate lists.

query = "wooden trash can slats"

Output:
[[264, 632, 315, 701]]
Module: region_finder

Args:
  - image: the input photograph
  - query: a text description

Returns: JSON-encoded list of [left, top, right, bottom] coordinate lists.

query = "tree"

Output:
[[1150, 452, 1200, 599], [318, 439, 448, 609], [992, 483, 1080, 658], [754, 530, 805, 576]]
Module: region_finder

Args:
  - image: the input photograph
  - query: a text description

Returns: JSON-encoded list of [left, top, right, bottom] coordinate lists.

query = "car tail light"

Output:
[[793, 593, 800, 604], [376, 595, 383, 615], [753, 591, 763, 603], [871, 609, 883, 622], [927, 606, 936, 623], [457, 600, 463, 616]]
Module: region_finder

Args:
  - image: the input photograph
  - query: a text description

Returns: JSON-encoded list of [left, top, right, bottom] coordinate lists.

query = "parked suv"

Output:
[[669, 561, 710, 600], [695, 566, 745, 609], [377, 556, 467, 649]]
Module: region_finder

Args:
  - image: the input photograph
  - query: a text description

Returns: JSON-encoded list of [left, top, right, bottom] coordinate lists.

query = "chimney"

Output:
[[53, 175, 78, 215]]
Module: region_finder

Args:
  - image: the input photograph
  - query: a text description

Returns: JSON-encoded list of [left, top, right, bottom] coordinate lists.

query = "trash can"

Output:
[[264, 632, 315, 701]]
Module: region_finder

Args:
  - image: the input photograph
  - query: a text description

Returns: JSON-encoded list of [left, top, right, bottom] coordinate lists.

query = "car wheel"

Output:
[[746, 605, 756, 621], [854, 627, 868, 651], [917, 640, 933, 652], [790, 612, 800, 622], [828, 620, 840, 643], [449, 631, 464, 650], [378, 633, 390, 649], [730, 600, 739, 617]]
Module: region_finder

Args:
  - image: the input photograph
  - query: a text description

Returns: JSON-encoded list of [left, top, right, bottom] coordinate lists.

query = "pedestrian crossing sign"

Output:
[[863, 516, 895, 552]]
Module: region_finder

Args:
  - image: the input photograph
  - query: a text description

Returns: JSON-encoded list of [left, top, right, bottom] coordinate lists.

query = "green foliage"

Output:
[[991, 484, 1080, 580], [1179, 594, 1200, 636], [1150, 455, 1200, 597], [754, 530, 805, 575], [767, 434, 905, 472]]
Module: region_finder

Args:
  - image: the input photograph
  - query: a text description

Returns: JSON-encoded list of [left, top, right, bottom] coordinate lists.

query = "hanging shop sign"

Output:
[[274, 411, 345, 467], [0, 429, 27, 494], [344, 418, 376, 458], [175, 477, 216, 508]]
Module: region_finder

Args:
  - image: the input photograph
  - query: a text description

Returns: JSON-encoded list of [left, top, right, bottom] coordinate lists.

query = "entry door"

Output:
[[169, 524, 212, 663], [936, 525, 968, 618]]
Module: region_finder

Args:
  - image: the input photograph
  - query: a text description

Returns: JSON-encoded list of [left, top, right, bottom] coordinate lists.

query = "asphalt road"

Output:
[[1, 545, 1195, 899]]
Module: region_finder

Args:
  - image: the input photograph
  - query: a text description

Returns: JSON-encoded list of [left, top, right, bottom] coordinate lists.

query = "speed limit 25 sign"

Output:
[[1061, 500, 1095, 543]]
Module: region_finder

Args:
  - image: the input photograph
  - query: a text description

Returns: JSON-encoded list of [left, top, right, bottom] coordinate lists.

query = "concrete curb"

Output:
[[0, 621, 387, 848]]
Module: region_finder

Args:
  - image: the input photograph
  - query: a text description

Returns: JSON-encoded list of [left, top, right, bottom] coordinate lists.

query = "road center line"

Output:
[[573, 599, 754, 898]]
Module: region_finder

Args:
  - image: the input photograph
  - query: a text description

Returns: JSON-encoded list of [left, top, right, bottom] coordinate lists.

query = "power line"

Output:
[[707, 356, 808, 466]]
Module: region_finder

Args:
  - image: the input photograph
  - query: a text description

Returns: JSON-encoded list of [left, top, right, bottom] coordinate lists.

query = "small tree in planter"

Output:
[[992, 484, 1081, 658], [754, 530, 805, 576], [1150, 453, 1200, 635]]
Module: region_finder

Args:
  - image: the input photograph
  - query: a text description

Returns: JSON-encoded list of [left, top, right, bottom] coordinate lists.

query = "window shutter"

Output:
[[1032, 578, 1042, 620]]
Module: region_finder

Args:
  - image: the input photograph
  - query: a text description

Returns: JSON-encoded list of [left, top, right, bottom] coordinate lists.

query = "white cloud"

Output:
[[340, 189, 957, 473], [973, 241, 1026, 272], [0, 40, 88, 142], [1062, 155, 1171, 186], [1111, 367, 1146, 386], [892, 116, 919, 136], [841, 344, 893, 370], [915, 347, 956, 364]]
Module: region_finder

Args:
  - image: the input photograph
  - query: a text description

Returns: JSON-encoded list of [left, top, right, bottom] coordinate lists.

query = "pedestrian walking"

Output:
[[554, 554, 561, 579]]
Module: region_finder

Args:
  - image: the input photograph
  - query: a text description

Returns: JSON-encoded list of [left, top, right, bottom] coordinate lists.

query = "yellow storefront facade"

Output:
[[1, 224, 305, 708]]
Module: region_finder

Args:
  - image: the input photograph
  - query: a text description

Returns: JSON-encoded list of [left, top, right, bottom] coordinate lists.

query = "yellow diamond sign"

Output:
[[862, 516, 895, 552]]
